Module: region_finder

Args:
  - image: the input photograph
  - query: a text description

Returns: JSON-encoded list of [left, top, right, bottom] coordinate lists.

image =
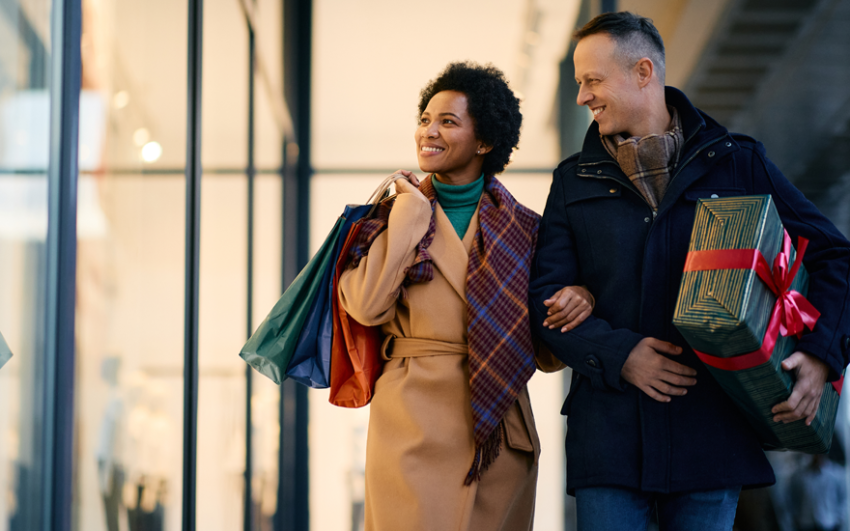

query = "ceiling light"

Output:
[[113, 91, 130, 110], [141, 142, 162, 163]]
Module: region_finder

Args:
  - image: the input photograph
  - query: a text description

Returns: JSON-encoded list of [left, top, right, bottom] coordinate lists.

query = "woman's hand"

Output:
[[392, 170, 425, 200], [542, 285, 593, 332]]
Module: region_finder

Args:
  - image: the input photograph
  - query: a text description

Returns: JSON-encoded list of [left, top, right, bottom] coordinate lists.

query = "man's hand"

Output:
[[543, 286, 593, 332], [771, 351, 830, 425], [621, 338, 697, 403]]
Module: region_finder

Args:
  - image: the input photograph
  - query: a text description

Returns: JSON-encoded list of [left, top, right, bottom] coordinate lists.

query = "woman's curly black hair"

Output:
[[418, 62, 522, 176]]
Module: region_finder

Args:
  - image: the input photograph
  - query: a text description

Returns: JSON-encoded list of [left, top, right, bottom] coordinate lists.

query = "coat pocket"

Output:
[[504, 388, 537, 454]]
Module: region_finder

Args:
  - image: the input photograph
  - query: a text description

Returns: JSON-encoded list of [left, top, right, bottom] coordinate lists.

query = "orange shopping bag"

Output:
[[329, 211, 384, 408]]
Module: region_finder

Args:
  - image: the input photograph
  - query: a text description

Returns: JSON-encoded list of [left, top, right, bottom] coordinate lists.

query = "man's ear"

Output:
[[635, 58, 654, 88]]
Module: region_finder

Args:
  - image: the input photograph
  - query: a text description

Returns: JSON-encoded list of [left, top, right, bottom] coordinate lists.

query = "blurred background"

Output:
[[1, 0, 849, 530]]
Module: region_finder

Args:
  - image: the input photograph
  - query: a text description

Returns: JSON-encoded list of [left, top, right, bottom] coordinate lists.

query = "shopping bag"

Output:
[[328, 214, 385, 408], [240, 217, 343, 384], [0, 331, 12, 370], [284, 239, 336, 388], [285, 203, 372, 388], [241, 172, 406, 387]]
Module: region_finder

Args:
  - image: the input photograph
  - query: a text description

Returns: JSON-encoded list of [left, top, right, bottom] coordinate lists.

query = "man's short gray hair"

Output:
[[573, 12, 666, 85]]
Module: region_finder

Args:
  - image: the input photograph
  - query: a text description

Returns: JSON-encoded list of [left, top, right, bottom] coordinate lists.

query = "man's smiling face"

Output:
[[574, 33, 645, 137]]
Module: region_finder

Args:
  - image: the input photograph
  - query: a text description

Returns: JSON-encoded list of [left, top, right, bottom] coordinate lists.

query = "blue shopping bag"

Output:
[[285, 203, 374, 388]]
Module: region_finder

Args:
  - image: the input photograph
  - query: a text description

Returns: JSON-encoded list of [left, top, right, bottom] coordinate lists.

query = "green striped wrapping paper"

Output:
[[673, 195, 840, 453]]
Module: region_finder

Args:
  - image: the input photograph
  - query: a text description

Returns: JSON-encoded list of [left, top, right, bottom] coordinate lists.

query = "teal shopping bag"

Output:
[[240, 217, 343, 384], [0, 331, 12, 370]]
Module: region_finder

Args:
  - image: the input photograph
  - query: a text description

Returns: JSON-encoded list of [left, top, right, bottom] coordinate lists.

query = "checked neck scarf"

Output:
[[601, 106, 684, 211], [348, 175, 541, 483]]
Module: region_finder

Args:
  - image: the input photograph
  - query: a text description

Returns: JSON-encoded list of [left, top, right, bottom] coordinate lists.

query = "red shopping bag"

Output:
[[329, 221, 384, 408]]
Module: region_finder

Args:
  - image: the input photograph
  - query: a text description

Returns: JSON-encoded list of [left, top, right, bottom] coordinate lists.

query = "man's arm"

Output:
[[747, 141, 850, 422], [529, 168, 696, 399]]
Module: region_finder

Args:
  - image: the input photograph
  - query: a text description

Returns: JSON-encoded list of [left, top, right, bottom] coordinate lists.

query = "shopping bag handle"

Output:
[[365, 173, 413, 218]]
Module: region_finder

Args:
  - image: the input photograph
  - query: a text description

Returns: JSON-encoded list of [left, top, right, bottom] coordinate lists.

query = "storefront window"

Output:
[[0, 0, 53, 528], [74, 0, 188, 529]]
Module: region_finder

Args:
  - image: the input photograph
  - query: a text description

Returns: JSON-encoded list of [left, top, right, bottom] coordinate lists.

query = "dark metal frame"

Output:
[[183, 0, 204, 528], [277, 0, 311, 530], [244, 18, 257, 531], [42, 0, 81, 530]]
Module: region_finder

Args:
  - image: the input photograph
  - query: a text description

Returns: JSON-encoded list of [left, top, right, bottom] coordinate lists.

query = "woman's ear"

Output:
[[477, 144, 493, 155]]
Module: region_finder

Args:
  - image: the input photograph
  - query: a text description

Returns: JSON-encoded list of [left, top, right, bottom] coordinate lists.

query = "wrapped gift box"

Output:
[[673, 195, 840, 453]]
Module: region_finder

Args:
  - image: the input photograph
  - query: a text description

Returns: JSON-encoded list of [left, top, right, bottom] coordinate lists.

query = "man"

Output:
[[529, 11, 850, 531]]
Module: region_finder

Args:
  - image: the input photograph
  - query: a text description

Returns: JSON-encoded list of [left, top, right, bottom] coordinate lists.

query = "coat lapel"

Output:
[[428, 203, 478, 302]]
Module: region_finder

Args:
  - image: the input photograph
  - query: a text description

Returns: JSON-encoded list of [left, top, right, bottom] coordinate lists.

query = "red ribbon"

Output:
[[684, 231, 825, 385]]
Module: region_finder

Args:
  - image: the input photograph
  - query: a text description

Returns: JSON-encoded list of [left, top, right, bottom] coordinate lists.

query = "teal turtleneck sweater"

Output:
[[431, 174, 484, 239]]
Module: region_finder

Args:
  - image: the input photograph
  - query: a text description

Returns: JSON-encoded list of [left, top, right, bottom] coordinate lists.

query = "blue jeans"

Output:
[[575, 485, 741, 531]]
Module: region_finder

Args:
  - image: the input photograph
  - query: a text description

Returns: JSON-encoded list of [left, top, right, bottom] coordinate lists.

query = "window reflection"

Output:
[[0, 0, 52, 529], [74, 0, 188, 528]]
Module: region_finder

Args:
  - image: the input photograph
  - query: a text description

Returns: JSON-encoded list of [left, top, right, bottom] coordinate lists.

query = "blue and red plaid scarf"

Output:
[[348, 175, 541, 483]]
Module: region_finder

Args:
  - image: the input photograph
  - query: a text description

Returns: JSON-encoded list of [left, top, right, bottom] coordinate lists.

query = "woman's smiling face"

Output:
[[415, 90, 486, 183]]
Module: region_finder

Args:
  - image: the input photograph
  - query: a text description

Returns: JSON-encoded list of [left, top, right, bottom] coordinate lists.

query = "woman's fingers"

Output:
[[561, 308, 591, 332], [392, 170, 419, 187], [394, 179, 417, 194], [544, 298, 578, 328], [543, 286, 593, 328]]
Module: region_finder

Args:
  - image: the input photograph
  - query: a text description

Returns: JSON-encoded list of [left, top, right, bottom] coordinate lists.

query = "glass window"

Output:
[[197, 174, 247, 530], [73, 0, 188, 530], [0, 0, 53, 528], [250, 173, 282, 531], [196, 0, 251, 528]]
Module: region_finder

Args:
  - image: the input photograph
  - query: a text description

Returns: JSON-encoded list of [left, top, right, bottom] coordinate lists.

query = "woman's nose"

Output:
[[423, 123, 438, 138]]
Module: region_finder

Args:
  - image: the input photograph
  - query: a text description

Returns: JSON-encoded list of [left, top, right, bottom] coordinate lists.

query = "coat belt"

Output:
[[381, 336, 468, 361]]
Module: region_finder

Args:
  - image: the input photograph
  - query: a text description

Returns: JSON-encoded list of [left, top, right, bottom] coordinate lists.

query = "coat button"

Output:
[[581, 168, 586, 172], [644, 217, 651, 223], [844, 335, 850, 352], [597, 170, 603, 174], [710, 194, 719, 198], [609, 188, 617, 193], [586, 359, 597, 368], [708, 151, 716, 157], [726, 142, 732, 147]]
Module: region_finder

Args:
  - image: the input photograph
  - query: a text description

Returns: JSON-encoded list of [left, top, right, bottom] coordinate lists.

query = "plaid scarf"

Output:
[[601, 106, 684, 210], [348, 175, 541, 483]]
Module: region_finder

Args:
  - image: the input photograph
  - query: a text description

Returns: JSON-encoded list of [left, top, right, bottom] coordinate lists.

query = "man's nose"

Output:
[[576, 86, 592, 106]]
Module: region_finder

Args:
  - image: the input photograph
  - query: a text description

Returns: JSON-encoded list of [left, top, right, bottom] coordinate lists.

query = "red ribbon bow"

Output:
[[683, 230, 824, 376]]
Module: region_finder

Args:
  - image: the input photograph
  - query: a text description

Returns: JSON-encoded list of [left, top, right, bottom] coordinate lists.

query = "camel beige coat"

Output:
[[339, 192, 540, 531]]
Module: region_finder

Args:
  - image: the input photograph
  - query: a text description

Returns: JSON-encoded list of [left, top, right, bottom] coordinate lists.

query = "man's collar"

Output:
[[576, 86, 709, 165]]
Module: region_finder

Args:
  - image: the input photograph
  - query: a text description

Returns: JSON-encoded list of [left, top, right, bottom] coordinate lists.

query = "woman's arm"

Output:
[[533, 286, 594, 373], [339, 182, 432, 326]]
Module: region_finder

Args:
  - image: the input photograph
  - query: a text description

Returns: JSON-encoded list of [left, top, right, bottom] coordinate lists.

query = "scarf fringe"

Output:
[[464, 425, 503, 485]]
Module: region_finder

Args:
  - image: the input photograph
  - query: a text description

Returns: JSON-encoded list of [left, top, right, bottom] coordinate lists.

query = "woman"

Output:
[[339, 62, 591, 531]]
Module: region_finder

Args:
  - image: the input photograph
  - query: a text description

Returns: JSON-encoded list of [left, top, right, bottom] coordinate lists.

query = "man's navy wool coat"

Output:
[[529, 87, 850, 495]]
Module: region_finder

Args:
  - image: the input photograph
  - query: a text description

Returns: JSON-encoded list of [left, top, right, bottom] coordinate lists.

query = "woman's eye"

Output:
[[443, 119, 454, 125]]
